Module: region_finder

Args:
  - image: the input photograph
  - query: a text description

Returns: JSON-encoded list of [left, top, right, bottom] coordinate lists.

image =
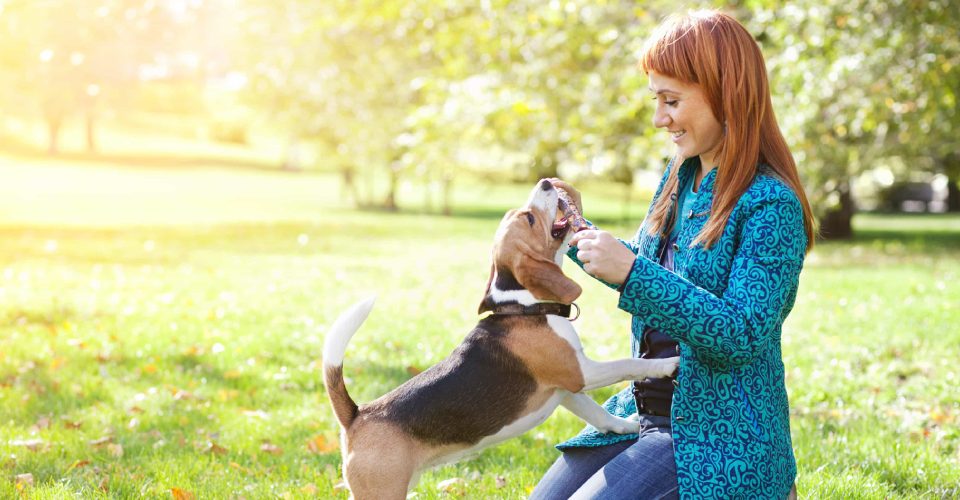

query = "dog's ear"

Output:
[[511, 243, 581, 304], [477, 260, 496, 314]]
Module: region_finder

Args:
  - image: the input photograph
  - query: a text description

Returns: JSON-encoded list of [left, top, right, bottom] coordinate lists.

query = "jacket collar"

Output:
[[676, 157, 718, 193]]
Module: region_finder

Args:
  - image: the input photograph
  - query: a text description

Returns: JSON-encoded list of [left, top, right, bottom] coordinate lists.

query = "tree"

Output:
[[742, 0, 960, 236]]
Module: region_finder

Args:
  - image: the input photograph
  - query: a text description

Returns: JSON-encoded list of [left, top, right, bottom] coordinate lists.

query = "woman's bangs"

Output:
[[639, 21, 699, 84]]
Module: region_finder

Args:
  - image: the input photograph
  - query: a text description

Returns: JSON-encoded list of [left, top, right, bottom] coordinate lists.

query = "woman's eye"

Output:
[[665, 100, 678, 106]]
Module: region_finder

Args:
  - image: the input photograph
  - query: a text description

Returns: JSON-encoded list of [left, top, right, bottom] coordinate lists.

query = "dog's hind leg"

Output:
[[343, 451, 414, 500], [559, 391, 641, 435]]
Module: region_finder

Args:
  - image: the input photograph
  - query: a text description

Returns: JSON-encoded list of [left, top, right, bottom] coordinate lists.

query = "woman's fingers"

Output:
[[569, 229, 599, 248], [573, 231, 635, 285], [546, 178, 583, 212]]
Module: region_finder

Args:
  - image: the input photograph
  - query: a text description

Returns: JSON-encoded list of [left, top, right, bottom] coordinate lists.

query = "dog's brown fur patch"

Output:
[[502, 319, 585, 393]]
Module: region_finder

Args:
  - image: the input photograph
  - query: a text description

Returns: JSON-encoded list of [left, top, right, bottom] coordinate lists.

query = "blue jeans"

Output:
[[529, 414, 679, 500]]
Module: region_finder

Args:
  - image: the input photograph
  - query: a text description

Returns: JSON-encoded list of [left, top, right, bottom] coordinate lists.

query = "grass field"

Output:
[[0, 151, 958, 498]]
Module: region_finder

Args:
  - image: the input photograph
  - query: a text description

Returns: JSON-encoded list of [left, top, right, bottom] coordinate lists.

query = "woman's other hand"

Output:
[[547, 178, 583, 214], [570, 230, 635, 286]]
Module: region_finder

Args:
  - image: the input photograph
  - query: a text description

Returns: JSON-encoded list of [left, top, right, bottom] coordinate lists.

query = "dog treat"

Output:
[[556, 187, 594, 232]]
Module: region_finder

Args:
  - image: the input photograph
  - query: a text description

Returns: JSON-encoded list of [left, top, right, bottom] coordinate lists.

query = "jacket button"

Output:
[[686, 209, 694, 219], [672, 379, 679, 387], [671, 243, 680, 252], [675, 416, 685, 422]]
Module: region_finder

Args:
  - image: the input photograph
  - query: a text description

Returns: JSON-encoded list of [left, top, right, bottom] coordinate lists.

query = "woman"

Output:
[[530, 10, 815, 500]]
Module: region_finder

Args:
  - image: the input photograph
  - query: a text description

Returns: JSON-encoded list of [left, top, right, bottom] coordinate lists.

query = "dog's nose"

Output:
[[539, 179, 554, 191]]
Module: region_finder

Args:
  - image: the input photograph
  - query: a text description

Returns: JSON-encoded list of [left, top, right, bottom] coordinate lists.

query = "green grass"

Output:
[[0, 153, 958, 498]]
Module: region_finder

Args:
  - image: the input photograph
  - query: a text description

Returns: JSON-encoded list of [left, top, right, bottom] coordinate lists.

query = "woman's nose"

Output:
[[653, 106, 671, 128]]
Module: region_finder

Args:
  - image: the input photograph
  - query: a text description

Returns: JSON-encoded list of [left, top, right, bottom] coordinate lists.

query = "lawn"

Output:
[[0, 154, 958, 498]]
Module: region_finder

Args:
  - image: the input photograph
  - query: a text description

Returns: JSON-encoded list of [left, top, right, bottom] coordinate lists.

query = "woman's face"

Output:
[[648, 71, 723, 168]]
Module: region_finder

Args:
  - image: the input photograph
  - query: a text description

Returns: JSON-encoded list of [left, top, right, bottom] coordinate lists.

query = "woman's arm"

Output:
[[616, 188, 807, 367]]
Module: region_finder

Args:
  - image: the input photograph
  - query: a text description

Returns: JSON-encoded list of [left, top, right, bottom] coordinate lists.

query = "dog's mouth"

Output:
[[551, 217, 570, 239]]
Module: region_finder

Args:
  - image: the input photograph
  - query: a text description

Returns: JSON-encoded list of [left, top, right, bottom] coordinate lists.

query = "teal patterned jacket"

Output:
[[557, 158, 804, 500]]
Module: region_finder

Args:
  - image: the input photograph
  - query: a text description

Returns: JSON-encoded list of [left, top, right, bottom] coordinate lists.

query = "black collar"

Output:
[[488, 302, 579, 320]]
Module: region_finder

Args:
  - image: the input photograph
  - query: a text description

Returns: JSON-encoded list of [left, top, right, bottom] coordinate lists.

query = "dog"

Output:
[[323, 179, 679, 499]]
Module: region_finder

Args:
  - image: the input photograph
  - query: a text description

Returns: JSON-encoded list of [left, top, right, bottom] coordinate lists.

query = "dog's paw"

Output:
[[655, 356, 680, 378], [597, 416, 641, 435]]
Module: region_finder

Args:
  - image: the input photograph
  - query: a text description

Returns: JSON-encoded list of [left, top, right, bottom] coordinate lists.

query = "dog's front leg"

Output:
[[579, 357, 679, 391], [559, 391, 640, 435]]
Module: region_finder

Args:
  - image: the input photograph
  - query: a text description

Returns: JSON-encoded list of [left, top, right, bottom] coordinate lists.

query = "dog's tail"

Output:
[[323, 296, 376, 429]]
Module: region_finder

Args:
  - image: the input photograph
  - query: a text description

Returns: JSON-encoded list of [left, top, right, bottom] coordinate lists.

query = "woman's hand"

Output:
[[547, 178, 583, 214], [570, 230, 635, 286]]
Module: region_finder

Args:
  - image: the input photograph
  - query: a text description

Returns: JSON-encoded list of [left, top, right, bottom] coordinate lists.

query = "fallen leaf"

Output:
[[406, 365, 423, 376], [67, 459, 91, 472], [300, 483, 318, 494], [228, 461, 251, 474], [31, 417, 52, 433], [170, 487, 194, 500], [108, 444, 124, 457], [437, 477, 465, 493], [305, 435, 337, 454], [260, 442, 283, 455], [242, 409, 269, 419], [89, 436, 113, 447], [128, 406, 145, 414], [203, 441, 228, 455], [173, 390, 194, 401], [495, 476, 507, 488], [15, 473, 33, 487], [64, 420, 83, 429], [931, 409, 952, 425], [50, 357, 67, 370], [10, 439, 45, 451]]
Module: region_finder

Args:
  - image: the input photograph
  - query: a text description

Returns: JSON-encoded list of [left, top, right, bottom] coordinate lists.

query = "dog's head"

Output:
[[478, 179, 585, 313]]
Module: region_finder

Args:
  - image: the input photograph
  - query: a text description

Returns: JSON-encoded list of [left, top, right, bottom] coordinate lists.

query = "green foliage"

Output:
[[234, 0, 959, 231]]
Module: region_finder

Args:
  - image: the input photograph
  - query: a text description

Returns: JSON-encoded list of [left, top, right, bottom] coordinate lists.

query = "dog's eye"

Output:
[[525, 212, 535, 226]]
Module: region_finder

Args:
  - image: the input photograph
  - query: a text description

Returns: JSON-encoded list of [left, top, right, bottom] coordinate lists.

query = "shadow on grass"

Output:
[[0, 132, 290, 173], [821, 214, 960, 257]]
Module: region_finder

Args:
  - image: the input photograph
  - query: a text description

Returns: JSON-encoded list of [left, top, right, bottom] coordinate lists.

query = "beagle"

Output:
[[323, 179, 679, 499]]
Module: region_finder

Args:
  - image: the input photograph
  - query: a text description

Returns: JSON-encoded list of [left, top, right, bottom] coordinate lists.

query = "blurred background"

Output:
[[0, 0, 957, 235], [1, 2, 958, 497]]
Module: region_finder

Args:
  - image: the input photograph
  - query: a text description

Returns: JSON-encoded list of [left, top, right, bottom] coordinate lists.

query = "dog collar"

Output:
[[489, 302, 579, 321]]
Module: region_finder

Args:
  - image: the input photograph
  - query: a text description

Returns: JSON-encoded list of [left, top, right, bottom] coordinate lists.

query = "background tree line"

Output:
[[2, 0, 957, 237]]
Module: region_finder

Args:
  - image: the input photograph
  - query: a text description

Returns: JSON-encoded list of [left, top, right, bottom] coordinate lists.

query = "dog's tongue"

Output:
[[556, 189, 593, 232]]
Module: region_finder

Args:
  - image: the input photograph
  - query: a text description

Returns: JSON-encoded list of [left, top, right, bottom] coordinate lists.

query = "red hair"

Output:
[[639, 10, 815, 251]]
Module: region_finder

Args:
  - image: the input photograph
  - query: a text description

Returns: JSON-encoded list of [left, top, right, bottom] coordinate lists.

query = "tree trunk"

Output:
[[85, 113, 97, 153], [383, 166, 399, 211], [442, 175, 453, 216], [423, 177, 433, 213], [819, 186, 855, 240], [947, 176, 960, 212], [339, 166, 362, 208], [47, 117, 62, 154]]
